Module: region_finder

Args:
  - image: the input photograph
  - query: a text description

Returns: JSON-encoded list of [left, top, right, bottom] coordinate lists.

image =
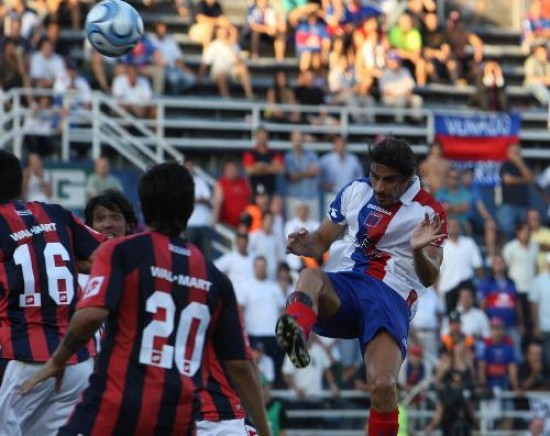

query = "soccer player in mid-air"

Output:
[[0, 150, 105, 434], [21, 162, 270, 436], [276, 137, 447, 435]]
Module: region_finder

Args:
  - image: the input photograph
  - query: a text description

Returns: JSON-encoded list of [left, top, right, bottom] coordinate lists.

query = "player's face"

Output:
[[91, 205, 129, 238], [370, 163, 410, 206]]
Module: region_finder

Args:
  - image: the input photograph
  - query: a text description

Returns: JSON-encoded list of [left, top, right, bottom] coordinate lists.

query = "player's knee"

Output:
[[369, 375, 398, 407]]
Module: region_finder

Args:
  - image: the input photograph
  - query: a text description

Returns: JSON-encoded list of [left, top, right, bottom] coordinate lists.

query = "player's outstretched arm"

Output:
[[224, 359, 271, 436], [286, 219, 344, 258], [411, 213, 445, 287], [19, 307, 108, 395]]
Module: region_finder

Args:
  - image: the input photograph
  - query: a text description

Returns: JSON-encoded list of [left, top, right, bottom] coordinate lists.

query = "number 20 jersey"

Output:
[[66, 232, 249, 436], [0, 201, 105, 363]]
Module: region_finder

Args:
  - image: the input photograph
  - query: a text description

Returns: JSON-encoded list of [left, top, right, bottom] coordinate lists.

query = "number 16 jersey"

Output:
[[0, 201, 105, 363], [65, 231, 249, 436]]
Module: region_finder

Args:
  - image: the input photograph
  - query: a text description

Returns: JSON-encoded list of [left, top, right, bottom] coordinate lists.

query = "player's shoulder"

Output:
[[412, 188, 446, 213]]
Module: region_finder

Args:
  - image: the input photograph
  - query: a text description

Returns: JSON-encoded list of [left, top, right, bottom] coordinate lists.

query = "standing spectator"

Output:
[[239, 256, 286, 386], [247, 0, 287, 60], [436, 168, 472, 231], [284, 202, 320, 272], [29, 37, 66, 88], [85, 156, 123, 199], [354, 16, 387, 96], [469, 61, 509, 112], [184, 159, 213, 260], [284, 131, 320, 221], [212, 158, 251, 229], [478, 254, 524, 359], [418, 141, 450, 195], [498, 144, 534, 239], [276, 262, 294, 298], [199, 26, 255, 100], [439, 311, 476, 379], [111, 63, 155, 118], [319, 135, 363, 212], [502, 221, 538, 335], [151, 22, 196, 94], [243, 126, 284, 195], [530, 253, 550, 367], [188, 0, 231, 49], [527, 208, 550, 274], [524, 43, 550, 106], [450, 287, 491, 339], [119, 35, 165, 95], [438, 218, 484, 313], [3, 0, 41, 42], [249, 212, 284, 280], [293, 9, 330, 72], [379, 50, 423, 123], [241, 184, 270, 233], [388, 12, 427, 86], [519, 341, 550, 391], [410, 286, 445, 358], [53, 59, 92, 126], [22, 152, 52, 202], [214, 232, 255, 302]]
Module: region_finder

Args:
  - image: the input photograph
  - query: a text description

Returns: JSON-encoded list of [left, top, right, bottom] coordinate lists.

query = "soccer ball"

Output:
[[85, 0, 144, 58]]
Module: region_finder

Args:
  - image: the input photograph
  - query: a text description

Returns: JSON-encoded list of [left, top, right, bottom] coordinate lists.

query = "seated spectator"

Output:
[[212, 158, 251, 229], [522, 0, 550, 52], [22, 152, 52, 202], [354, 16, 387, 96], [151, 22, 196, 94], [442, 287, 490, 339], [111, 63, 156, 118], [422, 12, 458, 84], [2, 16, 32, 57], [241, 183, 270, 233], [379, 50, 423, 123], [524, 42, 550, 106], [519, 340, 550, 391], [30, 37, 66, 88], [119, 35, 164, 95], [265, 70, 301, 123], [343, 0, 382, 29], [293, 9, 330, 72], [3, 0, 41, 43], [406, 0, 436, 26], [294, 69, 325, 108], [53, 0, 87, 30], [188, 0, 231, 48], [444, 10, 484, 83], [42, 20, 70, 58], [53, 59, 92, 125], [247, 0, 287, 60], [276, 261, 294, 298], [469, 60, 509, 112], [22, 95, 61, 155], [0, 38, 31, 93], [85, 156, 123, 199], [199, 26, 255, 99], [418, 141, 450, 195], [436, 168, 471, 230], [527, 209, 550, 274], [388, 12, 426, 86]]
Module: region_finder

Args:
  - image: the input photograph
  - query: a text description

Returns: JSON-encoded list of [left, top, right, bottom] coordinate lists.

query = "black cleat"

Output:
[[275, 314, 310, 368]]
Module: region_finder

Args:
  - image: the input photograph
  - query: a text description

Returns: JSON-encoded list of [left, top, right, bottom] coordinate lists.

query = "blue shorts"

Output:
[[313, 270, 411, 359]]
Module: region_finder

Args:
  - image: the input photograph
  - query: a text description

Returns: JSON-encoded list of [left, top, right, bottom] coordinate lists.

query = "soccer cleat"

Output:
[[275, 314, 310, 368]]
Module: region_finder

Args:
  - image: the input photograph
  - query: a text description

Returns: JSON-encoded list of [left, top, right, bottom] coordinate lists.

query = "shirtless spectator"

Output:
[[418, 141, 450, 195]]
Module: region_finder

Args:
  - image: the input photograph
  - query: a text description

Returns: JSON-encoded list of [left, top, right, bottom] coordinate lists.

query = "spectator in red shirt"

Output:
[[243, 126, 284, 195], [213, 158, 251, 229]]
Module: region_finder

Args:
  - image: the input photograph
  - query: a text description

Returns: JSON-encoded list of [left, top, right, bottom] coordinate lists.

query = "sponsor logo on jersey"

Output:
[[83, 276, 105, 299], [9, 223, 57, 242], [150, 266, 212, 291], [367, 203, 392, 216]]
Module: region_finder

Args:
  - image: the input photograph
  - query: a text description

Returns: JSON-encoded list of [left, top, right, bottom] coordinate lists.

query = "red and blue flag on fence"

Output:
[[435, 112, 521, 161]]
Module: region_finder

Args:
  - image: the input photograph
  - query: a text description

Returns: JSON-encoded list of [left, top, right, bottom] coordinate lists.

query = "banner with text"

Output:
[[435, 112, 521, 161]]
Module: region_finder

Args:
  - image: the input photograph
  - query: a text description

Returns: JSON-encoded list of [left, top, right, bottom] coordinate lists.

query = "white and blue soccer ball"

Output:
[[85, 0, 144, 58]]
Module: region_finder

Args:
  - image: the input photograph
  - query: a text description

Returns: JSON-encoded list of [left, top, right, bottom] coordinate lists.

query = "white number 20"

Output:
[[13, 242, 75, 308], [139, 291, 210, 376]]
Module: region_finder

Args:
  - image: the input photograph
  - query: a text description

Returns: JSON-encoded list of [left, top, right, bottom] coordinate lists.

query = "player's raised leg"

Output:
[[365, 331, 403, 435], [276, 267, 341, 368]]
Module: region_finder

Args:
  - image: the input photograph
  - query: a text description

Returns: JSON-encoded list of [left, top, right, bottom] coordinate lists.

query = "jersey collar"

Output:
[[399, 176, 421, 206]]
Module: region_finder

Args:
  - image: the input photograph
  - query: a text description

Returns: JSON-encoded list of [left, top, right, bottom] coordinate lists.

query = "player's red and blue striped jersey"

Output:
[[63, 232, 249, 436], [0, 201, 105, 363]]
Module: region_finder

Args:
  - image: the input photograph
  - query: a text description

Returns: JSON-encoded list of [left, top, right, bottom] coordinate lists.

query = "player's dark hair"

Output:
[[138, 162, 195, 237], [368, 136, 416, 179], [84, 189, 138, 234], [0, 150, 23, 203]]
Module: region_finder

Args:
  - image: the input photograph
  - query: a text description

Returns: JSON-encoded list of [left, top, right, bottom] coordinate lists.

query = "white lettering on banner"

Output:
[[442, 114, 512, 137], [9, 223, 58, 242], [150, 266, 212, 291], [453, 161, 502, 185]]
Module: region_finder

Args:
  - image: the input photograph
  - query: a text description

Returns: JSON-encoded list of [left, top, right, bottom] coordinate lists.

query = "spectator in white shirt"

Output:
[[249, 212, 284, 280], [530, 253, 550, 367], [239, 256, 286, 386], [438, 218, 484, 313], [284, 202, 320, 272], [198, 26, 255, 99], [4, 0, 41, 41], [184, 159, 214, 260], [151, 22, 196, 94], [442, 287, 490, 339], [30, 37, 66, 88], [410, 286, 445, 359], [214, 232, 255, 301], [111, 63, 155, 118], [53, 59, 92, 124]]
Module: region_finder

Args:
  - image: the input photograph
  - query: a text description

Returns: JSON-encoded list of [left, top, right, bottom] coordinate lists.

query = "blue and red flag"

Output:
[[435, 113, 521, 161]]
